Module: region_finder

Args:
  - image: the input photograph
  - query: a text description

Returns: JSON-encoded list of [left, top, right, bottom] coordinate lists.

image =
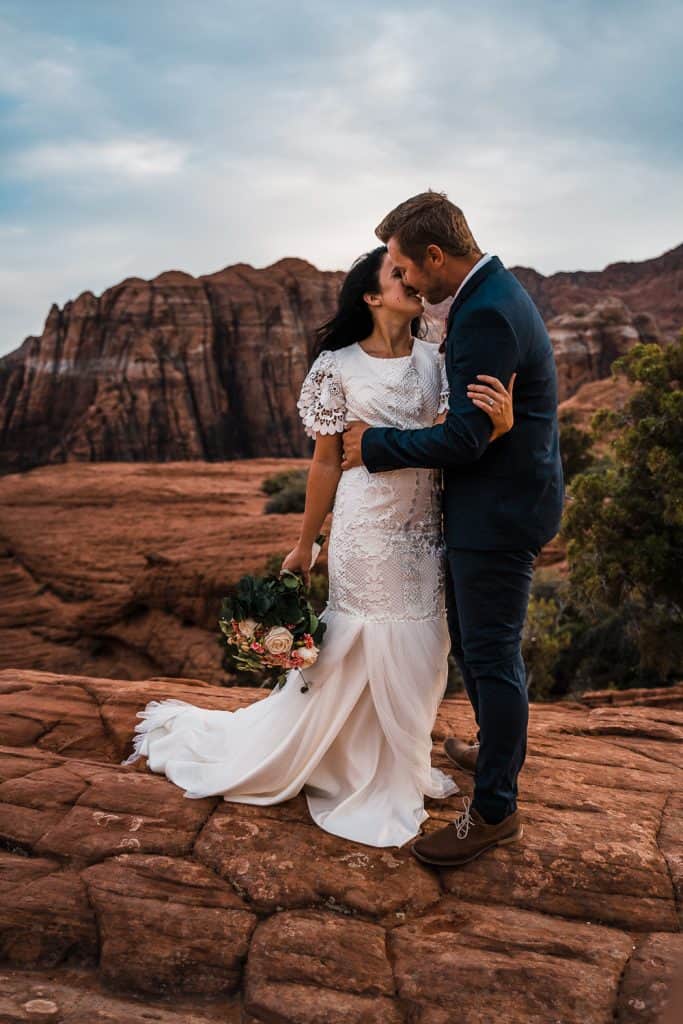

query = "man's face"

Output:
[[387, 236, 449, 305], [374, 252, 424, 317]]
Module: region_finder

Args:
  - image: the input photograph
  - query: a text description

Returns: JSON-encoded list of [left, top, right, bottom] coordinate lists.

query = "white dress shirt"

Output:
[[453, 252, 494, 300]]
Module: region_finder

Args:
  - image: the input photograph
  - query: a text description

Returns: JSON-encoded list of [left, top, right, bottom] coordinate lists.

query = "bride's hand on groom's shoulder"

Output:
[[280, 545, 312, 587], [467, 372, 517, 441]]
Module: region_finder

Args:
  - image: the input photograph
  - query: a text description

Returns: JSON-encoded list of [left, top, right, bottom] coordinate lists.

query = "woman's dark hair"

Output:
[[311, 245, 423, 360]]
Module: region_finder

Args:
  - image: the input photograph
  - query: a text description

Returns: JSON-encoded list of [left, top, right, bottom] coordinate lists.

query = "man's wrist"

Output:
[[359, 426, 370, 467]]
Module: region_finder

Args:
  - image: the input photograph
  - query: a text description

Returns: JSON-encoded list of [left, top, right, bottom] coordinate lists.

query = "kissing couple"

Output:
[[122, 190, 564, 869]]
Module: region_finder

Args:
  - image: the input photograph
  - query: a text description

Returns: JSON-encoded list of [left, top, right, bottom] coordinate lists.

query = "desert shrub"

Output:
[[261, 469, 309, 495], [554, 602, 661, 694], [517, 573, 665, 701], [522, 590, 572, 701], [262, 469, 308, 514], [559, 416, 594, 482], [444, 654, 465, 697], [264, 483, 307, 514], [562, 336, 683, 683]]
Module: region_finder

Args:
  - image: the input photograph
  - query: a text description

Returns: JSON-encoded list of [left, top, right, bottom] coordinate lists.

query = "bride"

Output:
[[120, 245, 513, 848]]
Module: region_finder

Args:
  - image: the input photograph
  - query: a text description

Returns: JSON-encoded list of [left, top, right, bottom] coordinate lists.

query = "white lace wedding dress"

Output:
[[121, 336, 459, 847]]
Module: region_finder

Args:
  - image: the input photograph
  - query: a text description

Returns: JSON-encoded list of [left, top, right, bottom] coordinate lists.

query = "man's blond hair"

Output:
[[375, 190, 481, 263]]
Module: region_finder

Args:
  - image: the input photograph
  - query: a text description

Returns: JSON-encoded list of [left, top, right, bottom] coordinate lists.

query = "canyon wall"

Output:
[[0, 259, 344, 471], [1, 244, 679, 471]]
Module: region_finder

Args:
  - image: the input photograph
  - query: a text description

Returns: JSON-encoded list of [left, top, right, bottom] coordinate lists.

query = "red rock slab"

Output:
[[33, 763, 217, 864], [0, 461, 315, 683], [434, 695, 605, 745], [82, 854, 257, 996], [389, 898, 635, 1024], [243, 909, 403, 1024], [525, 704, 680, 743], [436, 695, 682, 790], [522, 736, 680, 790], [0, 744, 217, 863], [0, 852, 97, 967], [616, 932, 683, 1024], [517, 753, 678, 809], [594, 736, 683, 776], [0, 677, 114, 759], [579, 683, 683, 710], [0, 757, 91, 852], [0, 668, 269, 764], [0, 459, 564, 683], [566, 706, 683, 747], [658, 793, 683, 923], [194, 796, 442, 919], [0, 668, 678, 1019], [0, 965, 242, 1023], [428, 798, 678, 932]]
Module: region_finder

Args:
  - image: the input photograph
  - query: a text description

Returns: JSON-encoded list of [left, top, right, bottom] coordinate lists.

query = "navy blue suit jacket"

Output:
[[361, 255, 564, 551]]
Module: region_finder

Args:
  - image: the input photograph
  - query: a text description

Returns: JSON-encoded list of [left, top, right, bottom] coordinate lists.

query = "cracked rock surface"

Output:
[[0, 457, 575, 685], [0, 669, 681, 1023]]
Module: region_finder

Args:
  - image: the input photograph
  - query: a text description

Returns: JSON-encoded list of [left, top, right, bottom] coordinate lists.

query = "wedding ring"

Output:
[[488, 398, 494, 407]]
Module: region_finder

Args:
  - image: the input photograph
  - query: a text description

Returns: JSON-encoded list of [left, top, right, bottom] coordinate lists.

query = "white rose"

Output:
[[297, 645, 319, 667], [263, 626, 294, 655], [238, 618, 259, 639]]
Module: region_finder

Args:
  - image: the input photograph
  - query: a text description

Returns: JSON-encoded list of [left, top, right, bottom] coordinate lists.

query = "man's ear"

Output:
[[425, 244, 445, 268]]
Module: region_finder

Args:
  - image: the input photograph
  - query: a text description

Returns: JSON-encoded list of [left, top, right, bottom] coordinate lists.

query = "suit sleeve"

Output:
[[361, 308, 520, 472]]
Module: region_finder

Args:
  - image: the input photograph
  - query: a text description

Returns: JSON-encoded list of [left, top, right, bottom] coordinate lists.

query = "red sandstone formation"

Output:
[[0, 259, 344, 472], [0, 460, 320, 682], [558, 373, 634, 431], [0, 668, 680, 1022], [549, 297, 646, 402], [513, 241, 682, 338], [0, 245, 679, 472]]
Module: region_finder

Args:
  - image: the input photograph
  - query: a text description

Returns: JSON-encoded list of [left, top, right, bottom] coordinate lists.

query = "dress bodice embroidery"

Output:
[[297, 338, 449, 623]]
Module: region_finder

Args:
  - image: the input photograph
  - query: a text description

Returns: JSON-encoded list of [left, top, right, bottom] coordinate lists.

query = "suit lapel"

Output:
[[445, 255, 503, 334]]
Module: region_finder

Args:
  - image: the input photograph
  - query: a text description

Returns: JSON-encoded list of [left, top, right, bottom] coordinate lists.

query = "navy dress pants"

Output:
[[444, 546, 538, 824]]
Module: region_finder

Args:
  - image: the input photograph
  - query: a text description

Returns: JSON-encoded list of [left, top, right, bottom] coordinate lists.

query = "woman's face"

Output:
[[368, 253, 424, 319]]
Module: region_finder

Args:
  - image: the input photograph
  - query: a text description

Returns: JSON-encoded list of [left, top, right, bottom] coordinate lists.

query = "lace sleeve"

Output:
[[437, 355, 449, 414], [297, 349, 347, 439]]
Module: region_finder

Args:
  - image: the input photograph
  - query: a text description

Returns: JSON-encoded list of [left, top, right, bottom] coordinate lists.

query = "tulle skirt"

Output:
[[120, 607, 459, 848]]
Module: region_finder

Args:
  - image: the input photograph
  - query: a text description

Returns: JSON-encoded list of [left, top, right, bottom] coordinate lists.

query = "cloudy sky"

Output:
[[1, 0, 681, 356]]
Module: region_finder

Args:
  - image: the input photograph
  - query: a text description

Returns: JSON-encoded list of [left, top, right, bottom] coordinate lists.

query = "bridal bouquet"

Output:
[[218, 536, 326, 692]]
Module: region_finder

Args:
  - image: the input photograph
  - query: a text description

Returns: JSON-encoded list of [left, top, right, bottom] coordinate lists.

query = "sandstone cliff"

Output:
[[0, 245, 679, 472], [0, 259, 344, 472], [548, 297, 648, 402], [0, 668, 680, 1022], [513, 241, 682, 338]]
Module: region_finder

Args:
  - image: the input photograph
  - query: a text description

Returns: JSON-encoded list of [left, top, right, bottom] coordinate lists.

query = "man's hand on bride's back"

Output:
[[467, 372, 517, 441], [341, 420, 369, 470]]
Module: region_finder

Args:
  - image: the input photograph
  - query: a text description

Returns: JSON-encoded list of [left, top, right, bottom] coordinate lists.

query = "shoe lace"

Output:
[[452, 796, 476, 839]]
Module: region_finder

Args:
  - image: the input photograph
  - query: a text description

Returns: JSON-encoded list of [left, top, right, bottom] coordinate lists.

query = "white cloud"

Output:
[[0, 0, 681, 356], [8, 137, 189, 179]]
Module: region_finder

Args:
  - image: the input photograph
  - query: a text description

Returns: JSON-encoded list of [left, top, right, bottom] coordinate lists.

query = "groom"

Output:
[[342, 191, 564, 867]]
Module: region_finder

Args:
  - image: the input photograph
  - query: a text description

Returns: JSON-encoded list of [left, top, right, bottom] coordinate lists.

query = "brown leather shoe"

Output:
[[443, 737, 479, 774], [411, 797, 523, 867]]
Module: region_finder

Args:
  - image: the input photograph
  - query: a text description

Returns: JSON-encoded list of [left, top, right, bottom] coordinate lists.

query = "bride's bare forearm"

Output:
[[299, 460, 341, 547]]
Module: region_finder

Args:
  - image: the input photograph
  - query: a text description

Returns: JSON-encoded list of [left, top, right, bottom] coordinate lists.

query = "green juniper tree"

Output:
[[558, 416, 594, 482], [562, 335, 683, 682]]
